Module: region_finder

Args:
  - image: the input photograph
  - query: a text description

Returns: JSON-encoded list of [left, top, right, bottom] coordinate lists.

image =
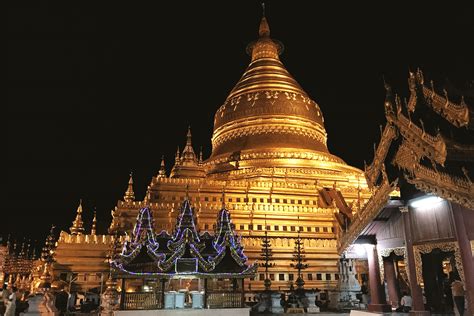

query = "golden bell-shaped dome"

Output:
[[207, 13, 346, 172]]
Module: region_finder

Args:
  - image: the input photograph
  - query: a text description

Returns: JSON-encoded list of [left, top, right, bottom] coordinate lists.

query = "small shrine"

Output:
[[111, 199, 257, 311]]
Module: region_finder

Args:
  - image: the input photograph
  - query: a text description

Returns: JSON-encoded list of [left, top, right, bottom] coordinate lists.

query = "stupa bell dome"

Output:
[[207, 12, 348, 173]]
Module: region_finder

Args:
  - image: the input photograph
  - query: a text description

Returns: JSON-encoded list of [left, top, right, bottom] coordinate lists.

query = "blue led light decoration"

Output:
[[211, 207, 248, 267], [112, 199, 257, 279], [118, 207, 164, 263]]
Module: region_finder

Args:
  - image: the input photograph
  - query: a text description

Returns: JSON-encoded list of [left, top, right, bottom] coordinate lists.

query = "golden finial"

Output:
[[124, 172, 135, 202], [186, 125, 192, 146], [158, 155, 167, 178], [91, 209, 97, 235], [175, 146, 180, 163], [259, 2, 270, 37], [70, 199, 85, 235]]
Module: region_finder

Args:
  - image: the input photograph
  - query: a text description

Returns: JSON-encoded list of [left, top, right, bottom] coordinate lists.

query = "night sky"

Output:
[[6, 2, 474, 246]]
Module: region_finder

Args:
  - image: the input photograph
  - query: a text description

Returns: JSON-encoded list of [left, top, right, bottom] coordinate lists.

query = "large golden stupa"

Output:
[[52, 13, 371, 292], [209, 16, 348, 173]]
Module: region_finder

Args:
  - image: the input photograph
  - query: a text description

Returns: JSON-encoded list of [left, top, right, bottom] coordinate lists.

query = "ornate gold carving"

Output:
[[413, 242, 464, 285], [378, 247, 408, 284], [388, 112, 447, 166], [405, 164, 474, 210], [338, 176, 397, 254], [241, 237, 337, 249], [212, 120, 328, 148], [365, 124, 397, 188], [421, 85, 470, 128]]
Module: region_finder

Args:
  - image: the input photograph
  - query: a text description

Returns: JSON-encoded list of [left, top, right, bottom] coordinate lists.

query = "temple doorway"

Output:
[[421, 249, 456, 313]]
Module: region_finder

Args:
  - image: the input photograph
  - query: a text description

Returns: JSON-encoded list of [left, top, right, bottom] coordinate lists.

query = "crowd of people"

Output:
[[0, 284, 102, 316]]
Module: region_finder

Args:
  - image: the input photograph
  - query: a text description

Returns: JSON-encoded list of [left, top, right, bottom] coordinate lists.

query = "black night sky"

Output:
[[6, 2, 474, 246]]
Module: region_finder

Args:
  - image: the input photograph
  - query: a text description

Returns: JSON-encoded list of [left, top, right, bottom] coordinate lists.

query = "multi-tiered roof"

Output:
[[112, 199, 256, 278], [339, 69, 473, 252]]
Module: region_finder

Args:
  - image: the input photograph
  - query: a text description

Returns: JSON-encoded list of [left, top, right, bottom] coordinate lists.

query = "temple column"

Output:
[[451, 203, 474, 315], [365, 244, 391, 312], [383, 257, 400, 308], [401, 206, 430, 316]]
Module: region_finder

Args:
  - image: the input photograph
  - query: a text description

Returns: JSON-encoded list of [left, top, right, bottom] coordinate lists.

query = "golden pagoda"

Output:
[[107, 11, 371, 291], [50, 8, 372, 294]]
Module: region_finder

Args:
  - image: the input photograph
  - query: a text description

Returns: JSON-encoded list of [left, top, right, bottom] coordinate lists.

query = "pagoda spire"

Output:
[[124, 172, 135, 202], [174, 147, 180, 163], [91, 209, 97, 235], [70, 199, 85, 235], [158, 155, 167, 178], [247, 2, 282, 62], [170, 128, 205, 179], [259, 2, 270, 37], [186, 125, 192, 146], [181, 126, 197, 163]]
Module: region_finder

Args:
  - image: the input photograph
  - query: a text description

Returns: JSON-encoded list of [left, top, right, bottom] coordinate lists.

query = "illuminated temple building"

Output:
[[338, 70, 474, 313], [45, 8, 474, 316], [51, 12, 371, 294]]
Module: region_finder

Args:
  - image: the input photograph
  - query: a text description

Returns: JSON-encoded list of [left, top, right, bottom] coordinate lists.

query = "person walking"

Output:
[[4, 286, 17, 316], [451, 278, 465, 316]]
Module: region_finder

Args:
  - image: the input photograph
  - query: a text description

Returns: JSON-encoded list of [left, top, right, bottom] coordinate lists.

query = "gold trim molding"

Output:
[[377, 247, 409, 285]]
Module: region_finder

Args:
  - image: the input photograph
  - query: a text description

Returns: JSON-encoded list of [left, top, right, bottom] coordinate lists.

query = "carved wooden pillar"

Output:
[[384, 257, 400, 308], [451, 202, 474, 315], [366, 244, 391, 312], [401, 206, 430, 316]]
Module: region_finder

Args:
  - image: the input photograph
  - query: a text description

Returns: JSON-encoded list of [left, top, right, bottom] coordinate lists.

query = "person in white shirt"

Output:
[[400, 292, 412, 312]]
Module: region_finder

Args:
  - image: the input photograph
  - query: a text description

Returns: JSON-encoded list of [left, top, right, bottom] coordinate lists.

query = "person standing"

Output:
[[4, 286, 17, 316], [1, 284, 10, 314], [451, 278, 465, 316], [399, 292, 412, 313]]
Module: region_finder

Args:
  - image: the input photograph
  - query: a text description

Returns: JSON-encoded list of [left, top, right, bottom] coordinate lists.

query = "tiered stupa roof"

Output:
[[207, 11, 355, 173]]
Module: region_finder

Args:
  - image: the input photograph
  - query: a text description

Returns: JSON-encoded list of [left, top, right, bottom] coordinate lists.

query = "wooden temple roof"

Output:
[[339, 69, 473, 253]]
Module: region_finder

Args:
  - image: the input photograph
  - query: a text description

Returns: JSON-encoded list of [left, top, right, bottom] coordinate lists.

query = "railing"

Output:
[[123, 292, 162, 310], [206, 292, 243, 308]]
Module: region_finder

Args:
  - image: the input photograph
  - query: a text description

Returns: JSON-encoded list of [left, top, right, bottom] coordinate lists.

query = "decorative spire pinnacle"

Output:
[[186, 125, 192, 146], [175, 147, 181, 163], [259, 3, 270, 37], [199, 147, 203, 164], [181, 126, 198, 163], [70, 199, 85, 235], [246, 3, 282, 62], [124, 172, 135, 202], [91, 209, 97, 235], [158, 155, 167, 178], [170, 127, 205, 179]]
